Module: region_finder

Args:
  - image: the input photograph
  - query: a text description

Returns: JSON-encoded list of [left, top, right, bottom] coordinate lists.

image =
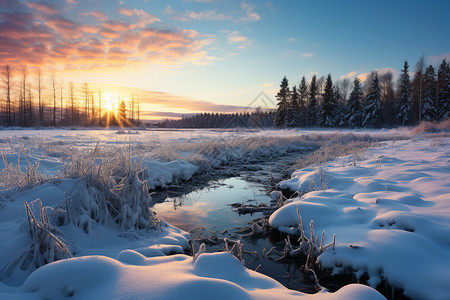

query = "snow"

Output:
[[0, 252, 385, 300], [270, 135, 450, 300], [1, 127, 448, 299]]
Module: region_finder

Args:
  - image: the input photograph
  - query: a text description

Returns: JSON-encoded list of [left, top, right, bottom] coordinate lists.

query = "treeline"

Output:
[[274, 57, 449, 128], [158, 110, 275, 128], [0, 65, 140, 127]]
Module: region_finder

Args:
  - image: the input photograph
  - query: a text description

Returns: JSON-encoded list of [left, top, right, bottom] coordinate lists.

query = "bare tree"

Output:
[[379, 71, 395, 126], [27, 82, 33, 126], [82, 82, 88, 122], [136, 97, 140, 124], [2, 65, 13, 126], [69, 82, 75, 125], [413, 54, 425, 123], [37, 68, 44, 126], [51, 72, 57, 126], [21, 67, 27, 126], [91, 90, 95, 124], [98, 89, 102, 126], [131, 94, 135, 123], [60, 78, 64, 125]]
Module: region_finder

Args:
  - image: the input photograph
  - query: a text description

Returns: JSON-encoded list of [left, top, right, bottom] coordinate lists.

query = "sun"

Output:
[[104, 92, 117, 112]]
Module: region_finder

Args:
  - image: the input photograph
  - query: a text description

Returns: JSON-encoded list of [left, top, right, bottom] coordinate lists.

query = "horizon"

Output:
[[1, 0, 449, 121]]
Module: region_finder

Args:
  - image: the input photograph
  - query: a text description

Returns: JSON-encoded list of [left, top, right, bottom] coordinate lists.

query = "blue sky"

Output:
[[1, 0, 449, 119]]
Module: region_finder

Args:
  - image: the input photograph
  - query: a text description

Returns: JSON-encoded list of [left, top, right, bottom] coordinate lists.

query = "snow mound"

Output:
[[271, 137, 450, 299], [141, 159, 198, 189], [0, 253, 385, 300]]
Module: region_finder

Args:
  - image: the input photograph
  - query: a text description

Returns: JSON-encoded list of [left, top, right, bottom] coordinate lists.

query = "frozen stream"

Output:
[[153, 176, 314, 293]]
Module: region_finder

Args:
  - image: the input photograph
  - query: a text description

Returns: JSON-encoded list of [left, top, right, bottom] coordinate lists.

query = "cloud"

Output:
[[89, 83, 250, 119], [80, 10, 108, 22], [261, 82, 272, 88], [227, 31, 252, 49], [301, 53, 314, 57], [118, 7, 160, 27], [356, 67, 398, 83], [339, 71, 358, 80], [164, 6, 232, 22], [427, 53, 450, 65], [0, 3, 214, 69], [26, 2, 58, 15], [287, 37, 298, 42], [240, 2, 260, 22]]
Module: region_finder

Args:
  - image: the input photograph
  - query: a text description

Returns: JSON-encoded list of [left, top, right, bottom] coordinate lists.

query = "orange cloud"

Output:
[[0, 2, 214, 69], [103, 20, 131, 32], [26, 2, 58, 15], [80, 10, 108, 22]]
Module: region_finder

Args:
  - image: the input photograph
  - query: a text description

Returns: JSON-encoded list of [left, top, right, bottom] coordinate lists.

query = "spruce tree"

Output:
[[273, 76, 290, 127], [286, 85, 299, 127], [421, 65, 437, 121], [397, 61, 412, 125], [298, 76, 308, 127], [362, 74, 383, 128], [307, 75, 318, 127], [437, 59, 449, 121], [319, 74, 336, 127], [345, 77, 363, 128]]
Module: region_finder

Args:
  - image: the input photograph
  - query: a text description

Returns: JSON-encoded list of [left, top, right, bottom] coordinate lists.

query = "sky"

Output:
[[1, 0, 449, 120]]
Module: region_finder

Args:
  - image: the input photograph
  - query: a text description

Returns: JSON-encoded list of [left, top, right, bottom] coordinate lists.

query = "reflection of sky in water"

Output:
[[153, 177, 270, 232]]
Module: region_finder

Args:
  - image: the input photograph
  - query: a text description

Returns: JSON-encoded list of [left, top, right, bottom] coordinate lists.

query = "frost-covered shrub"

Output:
[[1, 199, 71, 281], [411, 119, 450, 134], [0, 146, 46, 190], [53, 170, 157, 233], [112, 170, 157, 231], [53, 174, 116, 233]]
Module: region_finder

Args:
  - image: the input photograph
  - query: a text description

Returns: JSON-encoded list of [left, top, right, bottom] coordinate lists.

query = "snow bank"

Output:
[[141, 159, 198, 189], [270, 136, 450, 299], [0, 252, 385, 300]]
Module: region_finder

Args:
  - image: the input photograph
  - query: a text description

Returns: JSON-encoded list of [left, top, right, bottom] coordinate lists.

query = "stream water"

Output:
[[153, 175, 314, 293]]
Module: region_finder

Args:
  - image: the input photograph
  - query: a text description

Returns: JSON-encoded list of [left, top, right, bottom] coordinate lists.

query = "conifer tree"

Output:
[[362, 74, 383, 128], [397, 61, 411, 125], [421, 65, 437, 121], [345, 77, 363, 128], [273, 76, 290, 127], [285, 85, 299, 127], [319, 74, 336, 127], [437, 59, 449, 121], [307, 75, 318, 127], [298, 76, 308, 127]]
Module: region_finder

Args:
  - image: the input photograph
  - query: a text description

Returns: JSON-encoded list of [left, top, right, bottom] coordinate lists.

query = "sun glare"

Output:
[[104, 92, 117, 112]]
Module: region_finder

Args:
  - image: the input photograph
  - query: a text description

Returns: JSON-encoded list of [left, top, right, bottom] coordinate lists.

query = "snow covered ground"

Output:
[[271, 134, 450, 300], [0, 126, 448, 299]]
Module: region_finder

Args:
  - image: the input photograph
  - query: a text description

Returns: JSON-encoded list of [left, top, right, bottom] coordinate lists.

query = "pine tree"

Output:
[[319, 74, 336, 127], [421, 65, 437, 121], [345, 77, 363, 128], [118, 100, 127, 124], [362, 74, 383, 128], [286, 85, 299, 127], [397, 61, 411, 125], [437, 59, 449, 121], [298, 76, 308, 127], [307, 75, 318, 127], [273, 76, 290, 127]]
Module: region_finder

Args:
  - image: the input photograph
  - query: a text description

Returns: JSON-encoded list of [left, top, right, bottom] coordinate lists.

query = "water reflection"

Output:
[[152, 177, 271, 232]]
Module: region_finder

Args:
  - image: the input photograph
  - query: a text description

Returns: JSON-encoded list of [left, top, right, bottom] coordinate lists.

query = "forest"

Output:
[[1, 57, 449, 129], [160, 57, 449, 129], [0, 67, 141, 127]]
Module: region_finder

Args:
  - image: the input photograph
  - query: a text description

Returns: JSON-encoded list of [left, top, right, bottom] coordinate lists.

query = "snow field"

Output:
[[1, 127, 438, 299], [270, 136, 450, 299]]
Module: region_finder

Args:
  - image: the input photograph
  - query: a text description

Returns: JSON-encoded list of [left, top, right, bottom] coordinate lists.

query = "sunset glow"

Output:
[[104, 93, 117, 112], [0, 0, 449, 120]]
